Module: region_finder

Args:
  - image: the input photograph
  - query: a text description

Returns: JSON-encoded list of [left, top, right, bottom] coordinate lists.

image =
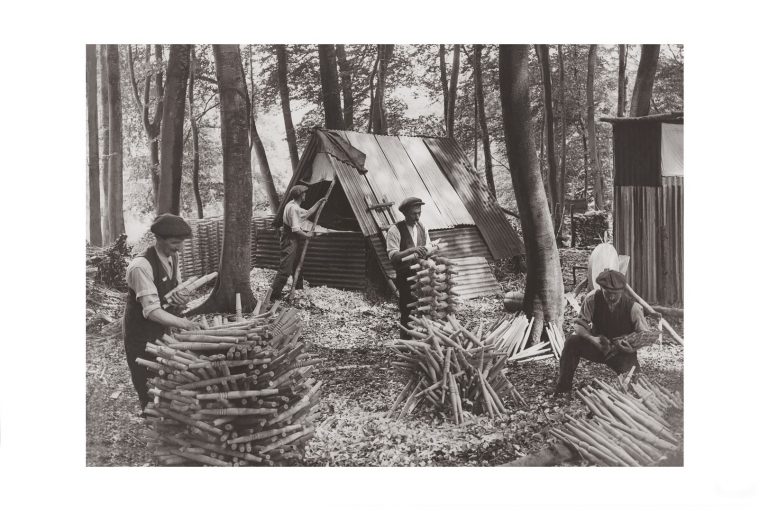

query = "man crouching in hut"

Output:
[[387, 197, 430, 339], [555, 269, 648, 394]]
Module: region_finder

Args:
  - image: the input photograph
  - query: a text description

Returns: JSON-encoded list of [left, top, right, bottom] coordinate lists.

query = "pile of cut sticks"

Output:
[[551, 376, 682, 466], [388, 313, 531, 424], [140, 307, 322, 466]]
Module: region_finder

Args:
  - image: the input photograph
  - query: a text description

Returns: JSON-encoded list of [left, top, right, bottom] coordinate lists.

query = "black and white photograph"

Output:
[[1, 1, 766, 510], [84, 42, 685, 468]]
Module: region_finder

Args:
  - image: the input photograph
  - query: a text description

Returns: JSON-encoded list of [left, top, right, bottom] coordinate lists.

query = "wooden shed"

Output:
[[601, 112, 683, 306], [259, 129, 525, 299]]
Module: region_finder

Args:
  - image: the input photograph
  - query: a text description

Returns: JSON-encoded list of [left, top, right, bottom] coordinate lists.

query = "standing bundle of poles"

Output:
[[550, 375, 682, 466], [404, 243, 460, 321], [388, 313, 532, 424], [140, 306, 322, 466]]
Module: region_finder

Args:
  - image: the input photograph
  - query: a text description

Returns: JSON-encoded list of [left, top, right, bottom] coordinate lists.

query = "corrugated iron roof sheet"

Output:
[[423, 137, 524, 259]]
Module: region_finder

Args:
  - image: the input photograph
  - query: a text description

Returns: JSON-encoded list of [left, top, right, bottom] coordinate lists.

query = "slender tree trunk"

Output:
[[537, 45, 560, 226], [98, 45, 111, 243], [473, 45, 496, 198], [335, 44, 354, 129], [191, 45, 257, 314], [630, 44, 660, 116], [157, 44, 191, 215], [276, 45, 300, 171], [558, 45, 567, 210], [499, 44, 564, 344], [188, 47, 203, 219], [617, 44, 627, 117], [247, 45, 280, 214], [106, 45, 125, 239], [439, 45, 449, 133], [318, 44, 344, 130], [370, 44, 394, 135], [446, 44, 460, 139], [86, 44, 102, 246], [578, 117, 589, 198], [586, 45, 603, 209]]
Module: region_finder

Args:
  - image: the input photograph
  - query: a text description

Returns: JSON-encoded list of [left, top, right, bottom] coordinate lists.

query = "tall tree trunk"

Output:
[[558, 45, 567, 210], [247, 45, 280, 214], [191, 45, 257, 314], [499, 44, 564, 344], [157, 44, 191, 215], [578, 117, 589, 198], [128, 44, 164, 209], [617, 44, 627, 117], [86, 44, 102, 246], [473, 45, 496, 198], [98, 45, 111, 243], [106, 45, 125, 240], [318, 44, 344, 130], [446, 44, 460, 139], [439, 44, 449, 131], [370, 44, 394, 135], [586, 45, 603, 210], [276, 45, 300, 171], [335, 44, 354, 129], [537, 45, 560, 226], [188, 47, 203, 219], [630, 44, 660, 117]]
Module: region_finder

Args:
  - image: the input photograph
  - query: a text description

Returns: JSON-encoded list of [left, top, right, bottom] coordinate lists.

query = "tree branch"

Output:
[[127, 45, 144, 112]]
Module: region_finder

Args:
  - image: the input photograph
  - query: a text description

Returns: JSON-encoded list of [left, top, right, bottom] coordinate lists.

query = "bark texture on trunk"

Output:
[[87, 44, 102, 246], [99, 45, 110, 242], [499, 44, 564, 344], [157, 44, 191, 215], [318, 44, 344, 130], [473, 45, 496, 198], [188, 47, 203, 219], [276, 45, 300, 171], [191, 45, 257, 314], [586, 45, 603, 210], [106, 44, 125, 240], [537, 45, 561, 225], [370, 44, 394, 135], [446, 44, 460, 139], [557, 45, 567, 221], [335, 44, 354, 129], [439, 44, 449, 130], [618, 44, 627, 117], [630, 44, 660, 117]]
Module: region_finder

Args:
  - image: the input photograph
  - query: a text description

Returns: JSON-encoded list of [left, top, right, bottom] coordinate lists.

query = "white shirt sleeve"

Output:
[[386, 225, 401, 260]]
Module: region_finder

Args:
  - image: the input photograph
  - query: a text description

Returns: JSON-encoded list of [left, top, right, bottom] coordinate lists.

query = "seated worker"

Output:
[[554, 269, 649, 394], [386, 197, 431, 339], [269, 185, 327, 302], [123, 214, 202, 411]]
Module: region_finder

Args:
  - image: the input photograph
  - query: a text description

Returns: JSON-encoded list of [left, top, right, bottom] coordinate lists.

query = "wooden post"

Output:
[[288, 178, 337, 301]]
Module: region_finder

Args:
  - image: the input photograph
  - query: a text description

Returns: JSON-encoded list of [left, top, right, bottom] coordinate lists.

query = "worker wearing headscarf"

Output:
[[554, 269, 649, 394], [269, 185, 327, 302], [386, 197, 431, 339], [123, 214, 202, 411]]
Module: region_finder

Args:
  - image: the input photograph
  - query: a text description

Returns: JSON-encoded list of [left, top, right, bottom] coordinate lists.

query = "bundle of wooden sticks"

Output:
[[139, 307, 322, 466]]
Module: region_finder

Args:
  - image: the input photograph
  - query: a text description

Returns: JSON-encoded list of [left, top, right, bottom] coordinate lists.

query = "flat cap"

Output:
[[398, 196, 425, 213], [288, 184, 309, 200], [596, 269, 626, 291], [150, 213, 192, 239]]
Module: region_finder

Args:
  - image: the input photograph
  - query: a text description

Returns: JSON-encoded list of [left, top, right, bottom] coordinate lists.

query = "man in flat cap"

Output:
[[269, 185, 327, 302], [554, 269, 649, 394], [123, 213, 202, 412], [386, 197, 431, 339]]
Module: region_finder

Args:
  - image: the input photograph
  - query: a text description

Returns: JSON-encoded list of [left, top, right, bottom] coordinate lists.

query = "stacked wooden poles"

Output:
[[388, 313, 532, 424], [404, 244, 460, 322], [141, 307, 322, 466], [551, 376, 682, 466]]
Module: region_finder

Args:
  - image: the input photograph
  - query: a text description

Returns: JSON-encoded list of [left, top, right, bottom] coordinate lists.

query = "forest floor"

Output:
[[85, 247, 684, 467]]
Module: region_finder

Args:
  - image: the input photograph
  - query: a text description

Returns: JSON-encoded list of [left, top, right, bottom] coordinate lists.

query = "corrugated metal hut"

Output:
[[256, 129, 524, 299], [601, 112, 683, 306]]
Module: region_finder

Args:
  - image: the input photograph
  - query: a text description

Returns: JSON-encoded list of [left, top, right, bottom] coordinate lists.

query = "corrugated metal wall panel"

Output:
[[423, 138, 524, 259], [451, 256, 503, 299]]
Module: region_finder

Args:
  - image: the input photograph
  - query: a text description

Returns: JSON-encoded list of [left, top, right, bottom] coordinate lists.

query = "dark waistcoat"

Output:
[[592, 290, 636, 339], [395, 220, 426, 275]]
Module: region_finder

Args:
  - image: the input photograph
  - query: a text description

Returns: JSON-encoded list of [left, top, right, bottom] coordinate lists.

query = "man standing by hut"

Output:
[[554, 269, 649, 394], [269, 185, 327, 302], [123, 214, 201, 412], [387, 197, 431, 339]]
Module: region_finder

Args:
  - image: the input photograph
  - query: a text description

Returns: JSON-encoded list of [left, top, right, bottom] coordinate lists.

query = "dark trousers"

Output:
[[270, 234, 304, 301], [122, 327, 152, 409], [555, 334, 640, 392], [395, 271, 416, 339]]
